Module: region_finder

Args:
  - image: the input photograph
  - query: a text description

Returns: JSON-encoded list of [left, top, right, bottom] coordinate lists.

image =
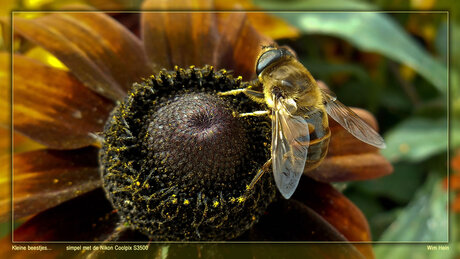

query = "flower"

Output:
[[447, 150, 460, 212], [0, 0, 392, 258]]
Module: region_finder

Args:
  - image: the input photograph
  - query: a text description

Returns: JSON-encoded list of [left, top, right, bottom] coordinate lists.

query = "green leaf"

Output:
[[352, 162, 425, 203], [374, 175, 448, 257], [381, 117, 448, 163], [302, 60, 371, 82], [255, 0, 447, 93]]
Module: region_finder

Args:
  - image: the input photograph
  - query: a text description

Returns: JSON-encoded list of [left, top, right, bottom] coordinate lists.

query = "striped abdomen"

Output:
[[304, 108, 330, 172]]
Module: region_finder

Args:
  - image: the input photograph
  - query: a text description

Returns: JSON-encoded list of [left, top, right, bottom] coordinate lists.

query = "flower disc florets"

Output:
[[100, 66, 276, 240]]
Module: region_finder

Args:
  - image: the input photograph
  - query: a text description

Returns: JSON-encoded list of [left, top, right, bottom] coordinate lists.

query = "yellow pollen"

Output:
[[213, 201, 219, 207], [136, 181, 140, 186], [184, 199, 190, 205], [237, 196, 245, 203]]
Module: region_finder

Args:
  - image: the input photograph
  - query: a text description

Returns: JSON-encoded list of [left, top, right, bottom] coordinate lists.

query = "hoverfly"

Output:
[[219, 46, 386, 199]]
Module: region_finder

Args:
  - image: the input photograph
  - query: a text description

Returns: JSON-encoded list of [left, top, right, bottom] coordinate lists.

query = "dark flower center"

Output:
[[99, 66, 276, 241], [146, 93, 247, 185]]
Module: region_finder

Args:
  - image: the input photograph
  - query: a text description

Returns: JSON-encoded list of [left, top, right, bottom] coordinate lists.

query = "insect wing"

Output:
[[321, 90, 386, 149], [272, 97, 310, 199]]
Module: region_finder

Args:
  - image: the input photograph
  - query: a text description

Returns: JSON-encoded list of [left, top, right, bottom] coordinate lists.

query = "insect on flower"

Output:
[[219, 46, 386, 199]]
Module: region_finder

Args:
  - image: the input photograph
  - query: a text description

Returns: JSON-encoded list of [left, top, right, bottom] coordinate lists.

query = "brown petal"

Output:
[[0, 17, 11, 51], [246, 198, 367, 258], [293, 177, 374, 258], [215, 13, 273, 80], [309, 152, 393, 182], [14, 12, 151, 100], [141, 0, 219, 71], [0, 131, 11, 222], [0, 52, 9, 127], [0, 147, 101, 221], [13, 188, 118, 241], [13, 53, 113, 149], [61, 13, 151, 90], [0, 126, 8, 154], [306, 108, 393, 182], [249, 198, 347, 241]]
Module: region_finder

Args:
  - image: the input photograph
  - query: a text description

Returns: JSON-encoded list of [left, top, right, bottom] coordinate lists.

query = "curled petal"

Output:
[[14, 12, 151, 100], [307, 108, 393, 182], [13, 188, 118, 241], [142, 0, 219, 71], [13, 54, 113, 149], [0, 147, 101, 221]]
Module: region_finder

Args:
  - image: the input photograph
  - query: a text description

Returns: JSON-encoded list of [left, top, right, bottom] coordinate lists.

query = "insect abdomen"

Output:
[[304, 109, 330, 172]]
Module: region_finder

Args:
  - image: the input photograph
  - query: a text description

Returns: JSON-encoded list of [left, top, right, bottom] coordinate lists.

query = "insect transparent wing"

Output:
[[321, 90, 386, 149], [272, 97, 310, 199]]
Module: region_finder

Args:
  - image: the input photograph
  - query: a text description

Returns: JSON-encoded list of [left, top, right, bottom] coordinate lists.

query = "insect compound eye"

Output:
[[256, 48, 294, 76]]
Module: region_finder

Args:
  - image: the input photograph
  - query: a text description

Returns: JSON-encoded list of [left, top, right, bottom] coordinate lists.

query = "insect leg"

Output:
[[218, 88, 264, 99], [248, 159, 272, 189], [238, 110, 269, 117], [217, 88, 247, 96], [218, 88, 265, 103]]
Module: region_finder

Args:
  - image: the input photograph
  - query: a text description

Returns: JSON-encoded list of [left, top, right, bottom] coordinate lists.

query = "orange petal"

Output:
[[13, 189, 118, 241], [141, 0, 219, 71], [307, 108, 393, 182], [451, 150, 460, 173], [453, 193, 460, 212], [13, 53, 114, 149], [14, 12, 150, 100], [452, 175, 460, 190], [1, 147, 101, 222], [215, 13, 273, 80], [0, 52, 9, 127], [293, 177, 374, 258]]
